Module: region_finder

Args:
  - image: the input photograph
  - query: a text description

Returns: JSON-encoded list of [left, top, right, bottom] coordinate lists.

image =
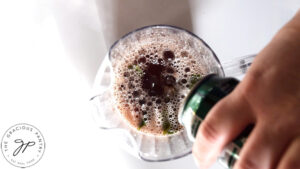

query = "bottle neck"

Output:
[[179, 74, 239, 140]]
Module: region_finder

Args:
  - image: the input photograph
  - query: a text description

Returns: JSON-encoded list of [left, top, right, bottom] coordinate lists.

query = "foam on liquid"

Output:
[[110, 27, 213, 135]]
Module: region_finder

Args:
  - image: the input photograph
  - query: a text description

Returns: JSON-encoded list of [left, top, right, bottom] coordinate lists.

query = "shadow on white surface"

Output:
[[95, 0, 193, 47], [49, 0, 194, 86], [50, 0, 107, 85]]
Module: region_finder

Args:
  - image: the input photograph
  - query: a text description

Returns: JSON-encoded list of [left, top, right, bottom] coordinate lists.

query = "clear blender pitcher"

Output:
[[90, 25, 254, 166]]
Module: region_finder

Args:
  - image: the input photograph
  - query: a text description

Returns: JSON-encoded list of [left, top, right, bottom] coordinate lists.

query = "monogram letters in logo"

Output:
[[1, 123, 45, 168]]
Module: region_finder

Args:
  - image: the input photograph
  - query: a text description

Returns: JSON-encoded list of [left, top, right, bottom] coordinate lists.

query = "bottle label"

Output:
[[179, 74, 247, 169]]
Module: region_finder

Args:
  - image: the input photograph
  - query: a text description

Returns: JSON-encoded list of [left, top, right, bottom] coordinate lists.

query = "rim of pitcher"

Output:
[[108, 24, 224, 76]]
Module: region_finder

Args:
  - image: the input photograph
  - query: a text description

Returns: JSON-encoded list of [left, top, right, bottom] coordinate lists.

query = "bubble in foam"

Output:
[[181, 79, 187, 84], [156, 99, 162, 104]]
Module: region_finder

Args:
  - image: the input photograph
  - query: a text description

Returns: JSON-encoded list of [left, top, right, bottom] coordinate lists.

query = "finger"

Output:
[[277, 137, 300, 169], [233, 122, 291, 169], [192, 90, 255, 168]]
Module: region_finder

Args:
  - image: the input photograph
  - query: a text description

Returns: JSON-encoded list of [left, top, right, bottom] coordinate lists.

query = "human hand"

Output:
[[193, 10, 300, 169]]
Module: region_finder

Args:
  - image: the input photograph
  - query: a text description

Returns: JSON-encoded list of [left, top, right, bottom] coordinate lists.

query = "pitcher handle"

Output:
[[221, 54, 256, 78]]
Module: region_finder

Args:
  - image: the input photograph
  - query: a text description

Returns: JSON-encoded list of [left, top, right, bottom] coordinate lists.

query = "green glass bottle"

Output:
[[179, 74, 251, 169]]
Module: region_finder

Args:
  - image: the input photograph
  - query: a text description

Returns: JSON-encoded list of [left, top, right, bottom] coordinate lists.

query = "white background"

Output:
[[0, 0, 299, 169]]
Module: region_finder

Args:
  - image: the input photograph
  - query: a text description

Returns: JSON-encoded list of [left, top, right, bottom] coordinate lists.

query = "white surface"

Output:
[[0, 0, 299, 169]]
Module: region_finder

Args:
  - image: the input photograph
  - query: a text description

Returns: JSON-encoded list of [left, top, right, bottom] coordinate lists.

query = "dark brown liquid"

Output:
[[163, 50, 175, 61], [141, 63, 177, 97], [142, 63, 165, 96]]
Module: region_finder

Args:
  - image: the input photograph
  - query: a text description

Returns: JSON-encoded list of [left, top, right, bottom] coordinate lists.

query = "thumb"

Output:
[[192, 89, 255, 168]]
